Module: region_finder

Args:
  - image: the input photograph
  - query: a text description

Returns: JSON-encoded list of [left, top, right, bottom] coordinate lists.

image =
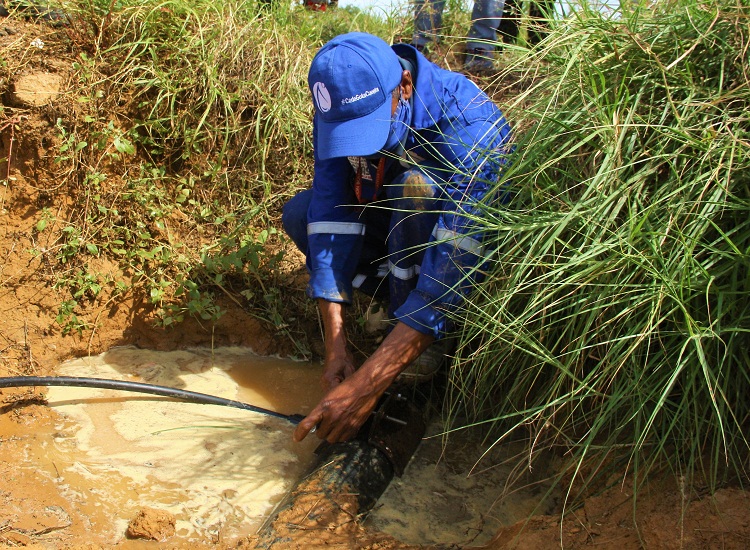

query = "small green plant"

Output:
[[57, 226, 82, 263], [55, 118, 87, 165], [52, 268, 108, 335], [35, 208, 55, 233], [157, 278, 224, 327], [56, 299, 91, 335]]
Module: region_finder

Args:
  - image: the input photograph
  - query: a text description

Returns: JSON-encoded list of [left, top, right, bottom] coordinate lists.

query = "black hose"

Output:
[[0, 376, 305, 425]]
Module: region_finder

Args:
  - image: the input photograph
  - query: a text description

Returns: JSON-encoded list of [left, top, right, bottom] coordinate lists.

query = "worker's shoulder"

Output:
[[434, 78, 503, 131], [427, 64, 499, 109]]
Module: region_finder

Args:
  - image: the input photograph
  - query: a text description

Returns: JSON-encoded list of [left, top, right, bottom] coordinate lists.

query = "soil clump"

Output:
[[126, 508, 176, 542]]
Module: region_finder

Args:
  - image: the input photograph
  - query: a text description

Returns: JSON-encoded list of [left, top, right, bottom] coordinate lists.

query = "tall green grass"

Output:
[[70, 0, 316, 196], [54, 0, 409, 204], [448, 0, 750, 498]]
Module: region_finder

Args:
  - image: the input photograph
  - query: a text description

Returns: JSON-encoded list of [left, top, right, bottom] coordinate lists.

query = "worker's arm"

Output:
[[294, 320, 434, 443], [317, 299, 356, 391]]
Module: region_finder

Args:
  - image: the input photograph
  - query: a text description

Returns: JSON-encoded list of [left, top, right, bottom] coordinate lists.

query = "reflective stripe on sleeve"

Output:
[[432, 226, 485, 256], [352, 274, 367, 288], [307, 221, 366, 236], [388, 261, 420, 281], [353, 261, 388, 288]]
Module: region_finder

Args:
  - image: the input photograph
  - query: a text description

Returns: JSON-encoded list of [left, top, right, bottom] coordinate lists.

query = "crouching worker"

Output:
[[283, 32, 513, 444]]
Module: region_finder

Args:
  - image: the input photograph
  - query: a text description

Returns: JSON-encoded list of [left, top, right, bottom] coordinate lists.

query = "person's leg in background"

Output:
[[496, 0, 553, 49], [497, 0, 519, 44], [412, 0, 446, 53], [464, 0, 505, 74]]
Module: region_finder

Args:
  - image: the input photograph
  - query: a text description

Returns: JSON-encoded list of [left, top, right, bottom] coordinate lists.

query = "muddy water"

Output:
[[40, 346, 323, 544], [27, 346, 557, 547], [366, 421, 560, 546]]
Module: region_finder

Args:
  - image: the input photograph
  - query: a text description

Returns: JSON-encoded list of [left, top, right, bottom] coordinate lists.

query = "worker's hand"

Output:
[[320, 347, 356, 392], [293, 321, 434, 445], [293, 368, 379, 444]]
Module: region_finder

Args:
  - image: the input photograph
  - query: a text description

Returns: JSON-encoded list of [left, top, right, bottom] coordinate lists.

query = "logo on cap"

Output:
[[341, 87, 380, 105], [312, 82, 331, 113]]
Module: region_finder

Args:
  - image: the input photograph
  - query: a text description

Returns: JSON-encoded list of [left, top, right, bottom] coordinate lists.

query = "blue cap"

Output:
[[308, 33, 403, 160]]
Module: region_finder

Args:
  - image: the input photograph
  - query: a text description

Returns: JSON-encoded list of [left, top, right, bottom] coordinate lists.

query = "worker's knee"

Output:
[[282, 189, 312, 253], [388, 169, 438, 210]]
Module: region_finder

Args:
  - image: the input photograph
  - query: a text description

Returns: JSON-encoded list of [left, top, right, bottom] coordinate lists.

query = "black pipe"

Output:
[[0, 376, 304, 424], [255, 439, 395, 549], [254, 392, 427, 548]]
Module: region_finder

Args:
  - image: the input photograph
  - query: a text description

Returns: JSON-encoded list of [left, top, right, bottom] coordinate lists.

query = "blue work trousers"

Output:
[[413, 0, 506, 52]]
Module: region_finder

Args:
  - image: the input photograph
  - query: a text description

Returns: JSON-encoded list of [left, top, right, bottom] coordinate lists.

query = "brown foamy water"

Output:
[[41, 346, 323, 543], [25, 346, 556, 547]]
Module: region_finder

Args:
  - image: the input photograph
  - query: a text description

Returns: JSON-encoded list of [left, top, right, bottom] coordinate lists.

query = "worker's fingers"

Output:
[[321, 372, 343, 391], [325, 420, 356, 444], [293, 410, 323, 442]]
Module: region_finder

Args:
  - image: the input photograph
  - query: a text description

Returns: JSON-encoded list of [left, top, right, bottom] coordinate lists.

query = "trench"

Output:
[[17, 346, 559, 546]]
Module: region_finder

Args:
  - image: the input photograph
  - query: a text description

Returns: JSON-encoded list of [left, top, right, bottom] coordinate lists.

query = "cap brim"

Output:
[[315, 96, 392, 161]]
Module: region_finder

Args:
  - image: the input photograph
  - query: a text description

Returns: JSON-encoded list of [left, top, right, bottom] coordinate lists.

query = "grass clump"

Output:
[[448, 0, 750, 500]]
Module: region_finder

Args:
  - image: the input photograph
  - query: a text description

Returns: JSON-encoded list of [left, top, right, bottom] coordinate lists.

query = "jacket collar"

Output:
[[392, 43, 447, 132]]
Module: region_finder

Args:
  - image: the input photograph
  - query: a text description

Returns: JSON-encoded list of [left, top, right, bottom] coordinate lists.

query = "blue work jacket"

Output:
[[305, 43, 513, 338]]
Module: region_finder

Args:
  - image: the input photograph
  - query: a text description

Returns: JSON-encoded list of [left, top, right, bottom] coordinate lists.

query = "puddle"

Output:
[[37, 346, 323, 544], [18, 345, 557, 547], [367, 421, 560, 546]]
